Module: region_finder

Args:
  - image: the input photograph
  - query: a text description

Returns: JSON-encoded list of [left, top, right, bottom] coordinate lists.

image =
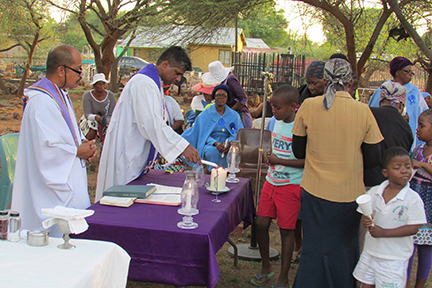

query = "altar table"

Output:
[[0, 237, 130, 288], [75, 170, 255, 288]]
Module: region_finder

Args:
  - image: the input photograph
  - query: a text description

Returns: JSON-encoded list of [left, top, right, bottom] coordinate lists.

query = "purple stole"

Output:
[[26, 77, 79, 146], [135, 64, 162, 178]]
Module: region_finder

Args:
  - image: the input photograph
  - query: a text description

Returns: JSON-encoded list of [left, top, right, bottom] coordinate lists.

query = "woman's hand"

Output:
[[412, 159, 424, 169], [214, 142, 225, 153], [95, 115, 102, 124]]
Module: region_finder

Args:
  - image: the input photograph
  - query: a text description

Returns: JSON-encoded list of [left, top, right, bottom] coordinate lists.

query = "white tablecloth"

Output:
[[0, 237, 131, 288]]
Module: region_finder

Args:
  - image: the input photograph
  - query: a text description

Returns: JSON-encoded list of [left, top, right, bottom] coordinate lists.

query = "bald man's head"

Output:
[[46, 44, 79, 76]]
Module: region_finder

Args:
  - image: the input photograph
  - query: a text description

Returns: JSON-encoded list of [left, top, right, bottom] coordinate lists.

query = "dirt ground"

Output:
[[0, 90, 428, 288]]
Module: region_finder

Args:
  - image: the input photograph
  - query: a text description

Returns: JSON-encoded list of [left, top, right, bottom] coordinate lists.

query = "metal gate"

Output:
[[231, 52, 306, 93]]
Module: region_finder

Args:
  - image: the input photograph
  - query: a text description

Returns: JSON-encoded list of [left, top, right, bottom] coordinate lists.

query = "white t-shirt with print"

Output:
[[359, 180, 426, 260]]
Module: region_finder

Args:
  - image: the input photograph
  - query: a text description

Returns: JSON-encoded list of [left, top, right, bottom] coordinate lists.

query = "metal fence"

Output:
[[368, 65, 428, 91], [231, 52, 306, 94]]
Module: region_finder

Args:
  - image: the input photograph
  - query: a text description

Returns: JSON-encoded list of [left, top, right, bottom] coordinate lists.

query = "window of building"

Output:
[[219, 50, 231, 65]]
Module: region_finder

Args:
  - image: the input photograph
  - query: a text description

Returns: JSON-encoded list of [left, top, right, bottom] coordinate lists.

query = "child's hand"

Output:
[[264, 151, 272, 165], [362, 215, 374, 228], [369, 225, 385, 238], [411, 160, 424, 170], [266, 153, 279, 166]]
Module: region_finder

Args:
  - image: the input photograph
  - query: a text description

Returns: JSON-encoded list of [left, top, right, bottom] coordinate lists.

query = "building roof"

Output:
[[120, 26, 245, 48], [245, 38, 270, 49]]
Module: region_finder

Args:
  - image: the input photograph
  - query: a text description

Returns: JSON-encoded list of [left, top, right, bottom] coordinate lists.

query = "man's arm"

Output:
[[182, 144, 201, 165], [131, 76, 198, 163], [171, 120, 183, 132]]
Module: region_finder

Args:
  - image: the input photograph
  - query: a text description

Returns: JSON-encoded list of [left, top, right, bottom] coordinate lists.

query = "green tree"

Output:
[[48, 0, 274, 84], [320, 7, 419, 86], [292, 0, 418, 81], [0, 0, 54, 96], [239, 5, 289, 48]]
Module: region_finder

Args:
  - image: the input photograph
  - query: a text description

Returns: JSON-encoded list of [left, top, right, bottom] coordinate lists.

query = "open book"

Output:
[[134, 183, 182, 206]]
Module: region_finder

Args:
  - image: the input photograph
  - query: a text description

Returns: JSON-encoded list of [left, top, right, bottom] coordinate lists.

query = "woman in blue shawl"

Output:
[[182, 84, 243, 170], [369, 56, 428, 150]]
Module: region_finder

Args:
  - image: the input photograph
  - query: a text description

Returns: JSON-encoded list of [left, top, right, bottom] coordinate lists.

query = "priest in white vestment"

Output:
[[95, 46, 200, 201], [11, 45, 97, 237]]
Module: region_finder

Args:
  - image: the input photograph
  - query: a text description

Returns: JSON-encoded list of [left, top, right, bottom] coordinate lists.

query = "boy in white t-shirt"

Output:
[[353, 146, 426, 288]]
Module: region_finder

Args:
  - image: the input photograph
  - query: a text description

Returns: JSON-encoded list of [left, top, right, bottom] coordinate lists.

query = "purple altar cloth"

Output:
[[74, 170, 254, 288]]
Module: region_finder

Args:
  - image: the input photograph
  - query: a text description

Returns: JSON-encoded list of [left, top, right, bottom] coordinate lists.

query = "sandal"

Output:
[[250, 271, 275, 287], [291, 247, 302, 263]]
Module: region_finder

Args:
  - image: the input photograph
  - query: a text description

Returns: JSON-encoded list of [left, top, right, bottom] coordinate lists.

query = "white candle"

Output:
[[210, 169, 217, 190], [229, 146, 238, 169], [216, 167, 227, 190], [185, 187, 192, 212]]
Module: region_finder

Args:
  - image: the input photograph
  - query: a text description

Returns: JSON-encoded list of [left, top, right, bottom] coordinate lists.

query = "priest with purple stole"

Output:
[[95, 46, 201, 201], [12, 44, 97, 237]]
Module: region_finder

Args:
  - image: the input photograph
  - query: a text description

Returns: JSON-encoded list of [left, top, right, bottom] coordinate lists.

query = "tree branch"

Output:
[[387, 0, 432, 62], [0, 43, 24, 53]]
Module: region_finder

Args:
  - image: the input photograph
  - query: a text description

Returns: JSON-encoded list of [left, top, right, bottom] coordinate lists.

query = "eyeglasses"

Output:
[[215, 93, 228, 98], [62, 65, 83, 76], [401, 69, 415, 76]]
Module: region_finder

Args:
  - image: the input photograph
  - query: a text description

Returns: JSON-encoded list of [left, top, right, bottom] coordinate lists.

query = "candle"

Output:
[[185, 184, 192, 212], [230, 146, 237, 169], [210, 167, 227, 190], [210, 169, 217, 190], [216, 167, 227, 190]]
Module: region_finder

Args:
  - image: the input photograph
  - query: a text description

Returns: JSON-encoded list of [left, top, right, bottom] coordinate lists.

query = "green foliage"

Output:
[[0, 0, 56, 61], [56, 12, 104, 51], [238, 5, 289, 48], [320, 7, 419, 67]]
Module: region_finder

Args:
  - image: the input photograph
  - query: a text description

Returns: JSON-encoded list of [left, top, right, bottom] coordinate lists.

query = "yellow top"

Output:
[[292, 91, 383, 202]]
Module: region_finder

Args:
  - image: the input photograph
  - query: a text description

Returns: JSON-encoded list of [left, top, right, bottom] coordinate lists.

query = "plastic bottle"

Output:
[[8, 211, 21, 242]]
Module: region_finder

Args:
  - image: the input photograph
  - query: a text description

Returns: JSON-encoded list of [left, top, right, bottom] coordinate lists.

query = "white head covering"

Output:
[[202, 61, 234, 85], [90, 73, 109, 85]]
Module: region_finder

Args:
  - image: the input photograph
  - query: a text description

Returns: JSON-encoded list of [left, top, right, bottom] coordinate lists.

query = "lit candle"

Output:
[[230, 146, 237, 169], [185, 183, 192, 212], [216, 167, 227, 190]]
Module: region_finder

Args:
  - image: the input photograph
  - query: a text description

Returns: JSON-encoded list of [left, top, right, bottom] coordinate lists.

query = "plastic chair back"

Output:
[[236, 128, 272, 178], [0, 133, 19, 210]]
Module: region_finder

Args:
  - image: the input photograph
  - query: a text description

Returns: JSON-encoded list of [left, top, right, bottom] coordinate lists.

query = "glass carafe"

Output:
[[177, 170, 199, 229]]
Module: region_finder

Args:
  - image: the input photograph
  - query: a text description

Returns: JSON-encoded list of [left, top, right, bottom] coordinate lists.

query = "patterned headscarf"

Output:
[[323, 59, 352, 109], [380, 81, 407, 105], [306, 60, 326, 79]]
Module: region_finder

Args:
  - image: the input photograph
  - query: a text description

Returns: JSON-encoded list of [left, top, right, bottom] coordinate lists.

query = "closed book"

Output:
[[100, 196, 136, 207], [102, 185, 156, 198]]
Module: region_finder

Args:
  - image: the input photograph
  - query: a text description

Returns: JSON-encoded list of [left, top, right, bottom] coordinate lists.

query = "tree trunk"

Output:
[[426, 69, 432, 93], [343, 22, 357, 75], [110, 57, 120, 93], [356, 6, 392, 79], [17, 31, 40, 96]]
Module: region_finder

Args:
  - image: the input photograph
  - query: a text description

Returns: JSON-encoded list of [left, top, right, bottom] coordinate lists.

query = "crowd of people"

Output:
[[9, 43, 432, 287]]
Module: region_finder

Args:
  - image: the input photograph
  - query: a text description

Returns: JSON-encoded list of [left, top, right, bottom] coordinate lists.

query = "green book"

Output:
[[102, 185, 156, 198]]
